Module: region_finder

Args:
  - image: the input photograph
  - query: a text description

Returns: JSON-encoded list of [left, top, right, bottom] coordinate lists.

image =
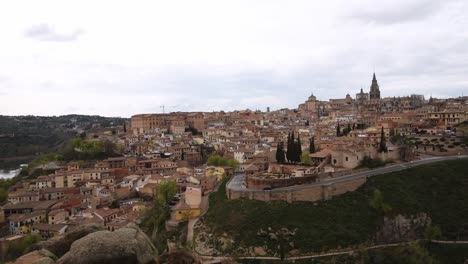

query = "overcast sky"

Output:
[[0, 0, 467, 117]]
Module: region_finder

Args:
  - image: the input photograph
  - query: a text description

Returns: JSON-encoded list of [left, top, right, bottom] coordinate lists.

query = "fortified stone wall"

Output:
[[246, 174, 317, 189], [228, 176, 367, 203]]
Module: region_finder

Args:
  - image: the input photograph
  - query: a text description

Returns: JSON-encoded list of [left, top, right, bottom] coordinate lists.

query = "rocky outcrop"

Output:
[[375, 213, 431, 243], [30, 223, 104, 257], [14, 249, 56, 264], [57, 223, 157, 264]]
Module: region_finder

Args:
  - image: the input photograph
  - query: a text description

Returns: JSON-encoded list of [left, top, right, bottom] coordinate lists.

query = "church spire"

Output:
[[369, 72, 381, 99]]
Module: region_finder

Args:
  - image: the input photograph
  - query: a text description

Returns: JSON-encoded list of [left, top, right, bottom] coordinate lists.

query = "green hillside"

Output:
[[197, 159, 468, 257]]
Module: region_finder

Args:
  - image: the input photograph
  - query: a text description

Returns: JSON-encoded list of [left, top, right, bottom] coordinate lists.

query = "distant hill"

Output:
[[0, 115, 126, 169]]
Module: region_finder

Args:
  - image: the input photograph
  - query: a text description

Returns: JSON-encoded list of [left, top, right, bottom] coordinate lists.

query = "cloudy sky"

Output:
[[0, 0, 467, 117]]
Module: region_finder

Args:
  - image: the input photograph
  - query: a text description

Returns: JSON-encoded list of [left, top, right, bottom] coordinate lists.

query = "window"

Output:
[[345, 157, 348, 161]]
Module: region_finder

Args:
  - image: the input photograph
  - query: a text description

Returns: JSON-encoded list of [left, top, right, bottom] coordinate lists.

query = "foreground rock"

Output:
[[57, 223, 157, 264], [14, 249, 56, 264], [30, 223, 104, 258]]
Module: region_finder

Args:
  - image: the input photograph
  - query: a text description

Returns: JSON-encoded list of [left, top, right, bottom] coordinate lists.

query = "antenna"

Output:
[[160, 105, 165, 113]]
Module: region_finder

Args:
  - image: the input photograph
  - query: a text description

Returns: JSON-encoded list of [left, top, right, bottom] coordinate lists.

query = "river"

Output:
[[0, 168, 22, 179]]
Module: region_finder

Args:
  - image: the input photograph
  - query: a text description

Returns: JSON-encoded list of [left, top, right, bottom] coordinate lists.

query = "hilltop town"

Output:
[[1, 73, 467, 263]]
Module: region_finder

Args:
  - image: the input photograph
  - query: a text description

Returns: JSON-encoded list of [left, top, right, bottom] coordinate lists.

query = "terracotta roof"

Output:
[[94, 208, 120, 218]]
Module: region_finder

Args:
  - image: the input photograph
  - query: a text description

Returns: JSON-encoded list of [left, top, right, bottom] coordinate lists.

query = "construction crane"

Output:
[[160, 105, 176, 113]]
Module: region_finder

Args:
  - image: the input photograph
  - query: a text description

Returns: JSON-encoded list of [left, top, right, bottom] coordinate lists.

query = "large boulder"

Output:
[[57, 223, 157, 264], [31, 223, 104, 257], [14, 249, 56, 264]]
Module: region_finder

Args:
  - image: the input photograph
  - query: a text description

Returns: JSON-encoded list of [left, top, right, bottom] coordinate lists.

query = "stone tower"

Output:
[[369, 73, 381, 99]]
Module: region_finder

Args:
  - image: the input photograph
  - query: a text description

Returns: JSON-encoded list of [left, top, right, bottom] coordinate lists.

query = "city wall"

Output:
[[227, 176, 367, 203]]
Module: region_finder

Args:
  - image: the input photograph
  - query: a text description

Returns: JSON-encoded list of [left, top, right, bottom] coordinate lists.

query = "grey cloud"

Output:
[[24, 23, 84, 42], [349, 0, 443, 24]]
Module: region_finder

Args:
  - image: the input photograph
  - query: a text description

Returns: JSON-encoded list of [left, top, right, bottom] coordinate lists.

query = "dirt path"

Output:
[[196, 240, 468, 263]]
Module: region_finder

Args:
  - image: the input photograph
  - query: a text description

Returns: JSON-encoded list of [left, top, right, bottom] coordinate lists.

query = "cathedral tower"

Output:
[[369, 73, 381, 99]]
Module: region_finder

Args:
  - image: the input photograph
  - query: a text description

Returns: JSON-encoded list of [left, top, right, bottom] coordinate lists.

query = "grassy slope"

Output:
[[202, 159, 468, 254]]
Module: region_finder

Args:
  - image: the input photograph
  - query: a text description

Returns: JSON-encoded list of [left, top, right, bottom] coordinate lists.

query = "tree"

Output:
[[156, 181, 177, 206], [424, 224, 442, 240], [123, 122, 127, 133], [0, 187, 7, 203], [309, 136, 316, 153], [296, 133, 302, 159], [336, 122, 341, 137], [286, 132, 292, 162], [143, 180, 177, 245], [300, 151, 311, 165], [290, 132, 295, 158], [370, 189, 392, 214], [207, 155, 239, 168], [6, 233, 42, 260], [276, 141, 285, 163], [379, 127, 388, 152], [344, 123, 351, 135]]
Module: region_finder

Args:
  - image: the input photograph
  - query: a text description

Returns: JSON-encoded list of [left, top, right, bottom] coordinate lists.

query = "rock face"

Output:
[[375, 213, 431, 243], [31, 223, 104, 258], [14, 249, 56, 264], [57, 223, 157, 264]]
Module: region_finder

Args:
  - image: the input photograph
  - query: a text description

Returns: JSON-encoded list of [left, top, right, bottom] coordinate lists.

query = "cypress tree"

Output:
[[336, 122, 341, 137], [276, 142, 282, 163], [286, 132, 291, 162], [309, 136, 316, 153], [123, 122, 127, 133], [279, 142, 285, 163], [379, 127, 388, 152], [290, 132, 295, 162], [296, 133, 302, 160]]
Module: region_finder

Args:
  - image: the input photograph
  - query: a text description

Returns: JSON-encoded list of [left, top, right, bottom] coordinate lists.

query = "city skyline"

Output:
[[1, 0, 467, 117]]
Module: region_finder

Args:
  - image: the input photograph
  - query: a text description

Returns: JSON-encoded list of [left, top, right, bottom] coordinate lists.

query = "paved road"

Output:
[[226, 173, 245, 190], [227, 155, 468, 192]]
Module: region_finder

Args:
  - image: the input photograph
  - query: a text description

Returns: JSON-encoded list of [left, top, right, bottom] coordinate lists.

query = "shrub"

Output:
[[207, 155, 239, 168], [358, 156, 386, 169], [424, 224, 442, 240]]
